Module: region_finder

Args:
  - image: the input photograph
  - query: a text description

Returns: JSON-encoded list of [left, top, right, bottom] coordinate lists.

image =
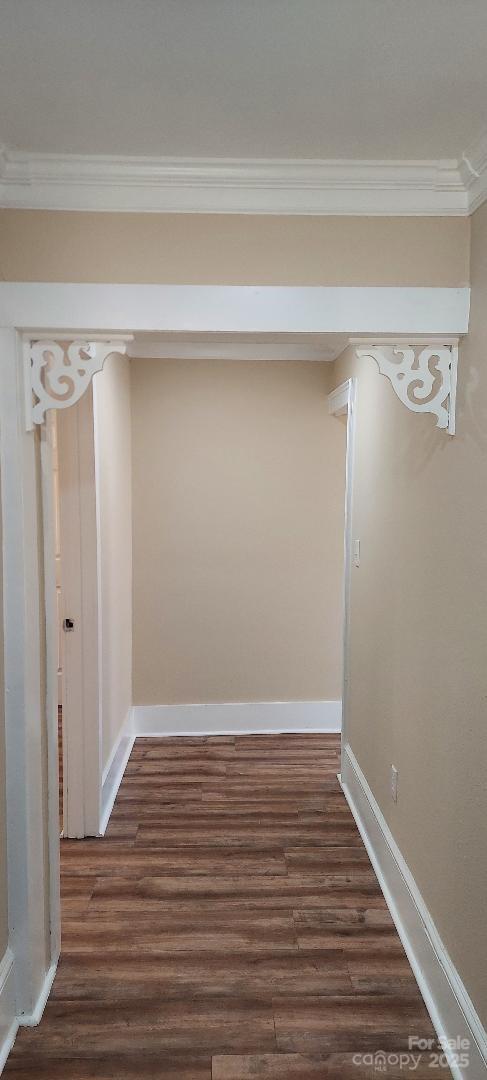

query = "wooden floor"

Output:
[[5, 734, 448, 1079]]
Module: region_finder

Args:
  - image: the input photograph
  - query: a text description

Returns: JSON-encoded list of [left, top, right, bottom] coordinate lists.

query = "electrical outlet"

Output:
[[391, 765, 398, 803]]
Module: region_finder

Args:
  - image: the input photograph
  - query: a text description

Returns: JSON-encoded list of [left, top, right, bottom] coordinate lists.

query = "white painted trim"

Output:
[[341, 744, 487, 1080], [328, 380, 351, 416], [460, 130, 487, 215], [0, 329, 50, 1019], [128, 341, 343, 362], [0, 284, 470, 337], [131, 701, 341, 738], [101, 714, 132, 785], [39, 422, 61, 963], [27, 339, 130, 428], [349, 334, 461, 346], [100, 718, 135, 836], [355, 343, 456, 432], [0, 149, 472, 215], [328, 380, 357, 781], [92, 380, 105, 838], [0, 948, 19, 1074], [18, 959, 58, 1029], [449, 344, 458, 437]]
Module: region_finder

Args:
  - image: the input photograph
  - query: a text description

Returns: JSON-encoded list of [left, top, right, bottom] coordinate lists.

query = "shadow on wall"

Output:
[[461, 353, 487, 453]]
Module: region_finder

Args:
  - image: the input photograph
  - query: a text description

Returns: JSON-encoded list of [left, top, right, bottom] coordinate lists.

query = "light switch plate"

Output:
[[391, 765, 398, 803], [352, 539, 360, 568]]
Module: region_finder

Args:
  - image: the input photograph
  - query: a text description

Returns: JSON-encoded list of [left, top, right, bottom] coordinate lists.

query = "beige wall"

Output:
[[93, 355, 133, 770], [0, 474, 9, 955], [0, 210, 469, 285], [333, 200, 487, 1025], [131, 358, 345, 705]]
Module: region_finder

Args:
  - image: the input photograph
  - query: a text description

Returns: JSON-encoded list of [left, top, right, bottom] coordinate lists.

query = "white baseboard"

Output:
[[341, 743, 487, 1080], [18, 958, 58, 1029], [100, 713, 135, 835], [0, 948, 18, 1074], [2, 952, 60, 1071], [1, 950, 60, 1072], [131, 699, 341, 738]]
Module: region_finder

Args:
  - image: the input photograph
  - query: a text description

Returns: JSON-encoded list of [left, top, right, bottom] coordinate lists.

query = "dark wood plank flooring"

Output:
[[5, 734, 449, 1079]]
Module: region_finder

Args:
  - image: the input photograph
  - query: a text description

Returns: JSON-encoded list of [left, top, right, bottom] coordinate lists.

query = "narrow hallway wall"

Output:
[[131, 358, 345, 707], [332, 200, 487, 1025]]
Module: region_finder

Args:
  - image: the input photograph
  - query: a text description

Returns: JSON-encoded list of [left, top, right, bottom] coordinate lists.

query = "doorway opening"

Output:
[[11, 346, 447, 1076], [1, 279, 463, 1027], [44, 336, 350, 849]]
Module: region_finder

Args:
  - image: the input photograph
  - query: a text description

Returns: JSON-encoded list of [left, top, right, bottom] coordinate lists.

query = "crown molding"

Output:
[[126, 337, 347, 362], [0, 137, 486, 215], [0, 148, 475, 216], [459, 130, 487, 215]]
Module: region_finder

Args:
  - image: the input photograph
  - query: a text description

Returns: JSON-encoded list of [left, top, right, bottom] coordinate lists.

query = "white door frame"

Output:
[[39, 418, 61, 967], [328, 378, 357, 777], [0, 329, 54, 1021], [0, 282, 469, 1023]]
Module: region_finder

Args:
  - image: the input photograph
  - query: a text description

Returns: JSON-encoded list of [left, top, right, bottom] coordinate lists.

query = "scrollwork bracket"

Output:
[[25, 338, 130, 428], [355, 343, 458, 434]]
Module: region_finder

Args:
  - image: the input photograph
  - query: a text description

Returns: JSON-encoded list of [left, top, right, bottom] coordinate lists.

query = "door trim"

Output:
[[328, 377, 357, 777], [0, 329, 51, 1018]]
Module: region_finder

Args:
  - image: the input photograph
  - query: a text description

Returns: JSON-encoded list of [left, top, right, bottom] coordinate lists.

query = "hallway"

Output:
[[5, 734, 447, 1079]]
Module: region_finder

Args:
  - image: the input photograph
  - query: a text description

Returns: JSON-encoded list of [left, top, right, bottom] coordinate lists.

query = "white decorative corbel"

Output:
[[354, 342, 458, 434], [24, 337, 132, 429]]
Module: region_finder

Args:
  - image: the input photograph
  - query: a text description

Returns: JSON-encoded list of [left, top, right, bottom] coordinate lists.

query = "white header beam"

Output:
[[0, 283, 470, 337]]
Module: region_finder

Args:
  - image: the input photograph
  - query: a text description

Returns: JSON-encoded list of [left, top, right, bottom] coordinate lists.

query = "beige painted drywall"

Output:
[[333, 200, 487, 1025], [131, 358, 345, 705], [0, 210, 469, 285], [93, 355, 133, 770], [0, 474, 9, 955]]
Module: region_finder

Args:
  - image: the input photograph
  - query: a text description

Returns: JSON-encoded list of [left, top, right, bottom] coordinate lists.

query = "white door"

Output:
[[57, 388, 102, 838], [46, 415, 64, 708], [46, 413, 64, 834]]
